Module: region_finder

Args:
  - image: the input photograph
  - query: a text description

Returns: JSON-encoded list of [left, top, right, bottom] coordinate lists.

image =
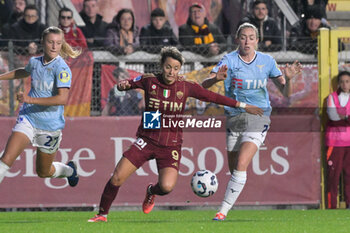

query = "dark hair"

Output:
[[116, 8, 135, 30], [160, 46, 184, 66], [24, 4, 38, 14], [83, 0, 97, 7], [304, 6, 323, 20], [151, 8, 165, 18], [59, 7, 73, 18], [252, 0, 267, 8], [337, 71, 350, 82]]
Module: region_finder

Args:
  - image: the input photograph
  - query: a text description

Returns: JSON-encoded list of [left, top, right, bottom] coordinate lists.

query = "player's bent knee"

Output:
[[110, 175, 125, 186], [236, 160, 249, 171], [159, 183, 175, 194]]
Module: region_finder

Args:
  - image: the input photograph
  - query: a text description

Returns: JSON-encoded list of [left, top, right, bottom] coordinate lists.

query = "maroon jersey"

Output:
[[129, 73, 238, 146]]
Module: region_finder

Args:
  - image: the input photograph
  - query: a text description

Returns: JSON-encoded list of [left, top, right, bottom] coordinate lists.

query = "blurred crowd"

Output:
[[0, 0, 339, 56]]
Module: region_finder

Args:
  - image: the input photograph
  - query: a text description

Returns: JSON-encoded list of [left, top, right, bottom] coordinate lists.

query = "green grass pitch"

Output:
[[0, 209, 349, 233]]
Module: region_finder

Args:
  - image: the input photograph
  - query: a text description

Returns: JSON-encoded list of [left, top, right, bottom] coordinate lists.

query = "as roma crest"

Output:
[[176, 91, 183, 99]]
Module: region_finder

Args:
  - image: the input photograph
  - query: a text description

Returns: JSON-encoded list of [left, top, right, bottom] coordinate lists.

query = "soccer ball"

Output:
[[191, 170, 218, 197]]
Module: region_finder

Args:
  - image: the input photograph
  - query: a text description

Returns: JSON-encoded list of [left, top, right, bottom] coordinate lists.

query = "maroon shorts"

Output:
[[123, 137, 182, 171]]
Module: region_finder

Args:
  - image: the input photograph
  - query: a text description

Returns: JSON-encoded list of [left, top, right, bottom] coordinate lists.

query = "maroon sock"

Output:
[[150, 183, 168, 196], [98, 179, 120, 215]]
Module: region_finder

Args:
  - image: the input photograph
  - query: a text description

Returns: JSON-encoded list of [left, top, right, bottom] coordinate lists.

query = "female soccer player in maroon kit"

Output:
[[88, 46, 263, 222]]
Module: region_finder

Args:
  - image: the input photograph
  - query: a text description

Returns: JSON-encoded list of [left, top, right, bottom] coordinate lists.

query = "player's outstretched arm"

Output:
[[0, 68, 30, 81], [117, 80, 131, 91], [17, 88, 70, 106], [275, 60, 302, 97], [202, 65, 228, 89], [189, 81, 263, 115]]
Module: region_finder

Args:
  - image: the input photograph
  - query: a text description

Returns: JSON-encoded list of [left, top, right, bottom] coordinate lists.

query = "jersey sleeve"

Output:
[[211, 55, 230, 74], [55, 62, 72, 88], [24, 57, 33, 73], [129, 75, 146, 90], [327, 94, 341, 121], [269, 57, 282, 78], [187, 81, 237, 108]]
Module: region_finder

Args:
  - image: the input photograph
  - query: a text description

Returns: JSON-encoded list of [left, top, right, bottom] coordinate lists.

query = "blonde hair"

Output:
[[160, 46, 185, 66], [235, 22, 259, 39], [41, 26, 81, 59]]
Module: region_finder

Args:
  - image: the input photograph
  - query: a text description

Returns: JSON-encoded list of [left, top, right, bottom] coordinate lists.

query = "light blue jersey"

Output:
[[212, 50, 282, 116], [19, 56, 72, 131]]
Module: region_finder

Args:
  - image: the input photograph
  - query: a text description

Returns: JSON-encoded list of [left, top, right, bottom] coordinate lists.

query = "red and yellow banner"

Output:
[[64, 50, 94, 116]]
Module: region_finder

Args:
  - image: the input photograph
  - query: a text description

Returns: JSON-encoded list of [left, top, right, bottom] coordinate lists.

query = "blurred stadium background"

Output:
[[0, 0, 349, 212]]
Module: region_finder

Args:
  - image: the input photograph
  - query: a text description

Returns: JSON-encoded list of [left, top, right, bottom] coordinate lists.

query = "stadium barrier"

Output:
[[0, 39, 321, 117]]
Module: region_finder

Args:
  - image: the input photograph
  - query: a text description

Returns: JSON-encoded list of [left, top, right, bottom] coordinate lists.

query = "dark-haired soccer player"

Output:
[[88, 46, 263, 222]]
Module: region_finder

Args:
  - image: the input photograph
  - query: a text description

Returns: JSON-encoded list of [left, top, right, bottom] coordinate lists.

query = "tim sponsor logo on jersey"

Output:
[[232, 78, 267, 89], [143, 110, 222, 129]]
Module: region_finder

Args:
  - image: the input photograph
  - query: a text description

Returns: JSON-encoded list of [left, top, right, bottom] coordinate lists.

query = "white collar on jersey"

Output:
[[42, 55, 60, 65], [238, 51, 257, 64]]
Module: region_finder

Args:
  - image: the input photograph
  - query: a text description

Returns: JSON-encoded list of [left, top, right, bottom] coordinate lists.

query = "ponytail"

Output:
[[60, 41, 81, 59]]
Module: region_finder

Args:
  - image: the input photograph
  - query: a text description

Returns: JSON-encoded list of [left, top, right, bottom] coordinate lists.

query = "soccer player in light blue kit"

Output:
[[202, 23, 302, 220], [0, 26, 81, 187]]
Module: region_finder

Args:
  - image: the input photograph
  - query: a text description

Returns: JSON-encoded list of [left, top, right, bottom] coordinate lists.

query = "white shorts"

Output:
[[12, 116, 62, 154], [226, 113, 270, 152]]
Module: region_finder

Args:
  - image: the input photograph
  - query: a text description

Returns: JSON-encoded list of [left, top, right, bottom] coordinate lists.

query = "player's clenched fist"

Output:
[[17, 92, 25, 103], [16, 91, 31, 104]]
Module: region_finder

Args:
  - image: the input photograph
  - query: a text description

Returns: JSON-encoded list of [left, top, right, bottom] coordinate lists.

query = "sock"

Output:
[[0, 161, 10, 184], [98, 179, 120, 215], [150, 183, 168, 196], [51, 162, 73, 178], [218, 170, 247, 216]]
